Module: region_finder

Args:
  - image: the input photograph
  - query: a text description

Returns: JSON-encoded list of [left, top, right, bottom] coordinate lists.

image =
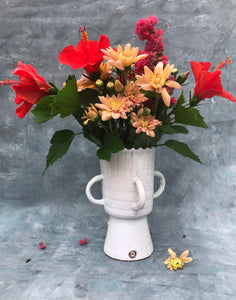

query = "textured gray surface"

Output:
[[0, 0, 236, 299]]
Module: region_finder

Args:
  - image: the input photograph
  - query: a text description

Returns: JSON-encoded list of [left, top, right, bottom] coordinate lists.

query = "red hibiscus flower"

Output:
[[11, 61, 51, 119], [190, 60, 236, 102], [58, 31, 110, 74]]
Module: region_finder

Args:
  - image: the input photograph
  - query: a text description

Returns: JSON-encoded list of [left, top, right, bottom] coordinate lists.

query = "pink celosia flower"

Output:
[[144, 32, 164, 53], [95, 94, 129, 121], [130, 107, 161, 137], [171, 97, 177, 105], [39, 242, 46, 250], [135, 16, 158, 41], [161, 55, 169, 66], [79, 238, 88, 245]]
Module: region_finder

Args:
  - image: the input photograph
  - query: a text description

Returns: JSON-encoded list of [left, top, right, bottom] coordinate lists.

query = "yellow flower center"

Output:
[[108, 98, 123, 111], [170, 258, 184, 270]]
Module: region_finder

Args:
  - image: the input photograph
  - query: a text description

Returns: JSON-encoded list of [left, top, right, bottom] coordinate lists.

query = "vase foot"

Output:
[[104, 216, 154, 261]]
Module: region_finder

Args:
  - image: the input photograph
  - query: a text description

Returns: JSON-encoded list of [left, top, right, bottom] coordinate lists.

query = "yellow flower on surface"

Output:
[[95, 94, 129, 121], [135, 62, 181, 107], [82, 104, 99, 125], [130, 107, 161, 137], [164, 248, 193, 271], [99, 62, 112, 80], [102, 43, 148, 70]]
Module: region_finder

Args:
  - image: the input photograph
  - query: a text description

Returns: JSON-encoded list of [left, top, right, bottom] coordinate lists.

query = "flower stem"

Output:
[[98, 119, 109, 133], [154, 93, 160, 115]]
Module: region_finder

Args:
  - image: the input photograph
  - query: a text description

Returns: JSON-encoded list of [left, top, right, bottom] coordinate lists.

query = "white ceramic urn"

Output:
[[86, 148, 165, 261]]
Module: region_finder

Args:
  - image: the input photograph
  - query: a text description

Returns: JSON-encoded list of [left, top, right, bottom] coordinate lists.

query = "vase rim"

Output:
[[120, 147, 156, 152]]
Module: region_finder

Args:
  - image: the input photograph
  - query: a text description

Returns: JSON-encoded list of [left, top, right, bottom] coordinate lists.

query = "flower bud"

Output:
[[114, 80, 124, 93], [171, 68, 178, 75], [95, 79, 104, 88], [106, 81, 114, 90], [176, 71, 190, 84], [142, 107, 151, 116]]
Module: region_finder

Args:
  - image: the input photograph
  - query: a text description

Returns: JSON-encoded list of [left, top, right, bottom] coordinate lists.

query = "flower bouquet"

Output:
[[1, 16, 235, 174], [1, 15, 235, 261]]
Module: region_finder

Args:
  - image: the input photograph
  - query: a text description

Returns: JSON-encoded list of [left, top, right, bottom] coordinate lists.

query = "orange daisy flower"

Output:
[[135, 62, 181, 107], [130, 107, 161, 137], [102, 43, 148, 70], [124, 81, 148, 109], [95, 94, 129, 121]]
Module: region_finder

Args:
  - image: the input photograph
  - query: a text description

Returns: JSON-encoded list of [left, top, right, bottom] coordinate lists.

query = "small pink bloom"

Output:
[[131, 107, 161, 137], [39, 242, 46, 250], [79, 238, 88, 245]]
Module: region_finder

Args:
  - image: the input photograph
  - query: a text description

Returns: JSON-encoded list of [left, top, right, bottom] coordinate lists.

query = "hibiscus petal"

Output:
[[214, 89, 236, 102], [13, 62, 50, 92], [58, 45, 87, 69], [13, 61, 38, 78], [14, 96, 23, 105], [39, 242, 46, 249], [190, 61, 211, 82], [16, 102, 33, 119], [79, 238, 88, 245], [13, 83, 45, 104]]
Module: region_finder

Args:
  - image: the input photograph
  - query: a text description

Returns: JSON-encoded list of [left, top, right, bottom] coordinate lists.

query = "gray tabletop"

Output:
[[0, 1, 236, 299]]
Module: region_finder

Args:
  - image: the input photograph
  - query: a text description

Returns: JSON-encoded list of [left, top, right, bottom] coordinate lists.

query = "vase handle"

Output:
[[85, 174, 104, 206], [153, 170, 165, 199], [132, 176, 146, 211]]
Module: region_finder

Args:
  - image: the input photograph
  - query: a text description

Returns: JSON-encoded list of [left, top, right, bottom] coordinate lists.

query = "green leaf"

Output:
[[43, 130, 75, 175], [176, 92, 185, 108], [175, 106, 209, 128], [25, 258, 31, 263], [160, 125, 189, 135], [83, 131, 103, 147], [143, 90, 159, 98], [164, 140, 203, 164], [97, 132, 124, 161], [78, 88, 99, 107], [51, 75, 79, 118], [97, 146, 111, 161], [31, 95, 57, 124]]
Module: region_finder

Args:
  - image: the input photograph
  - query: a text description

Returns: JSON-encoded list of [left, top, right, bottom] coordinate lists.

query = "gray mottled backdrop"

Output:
[[0, 1, 236, 299]]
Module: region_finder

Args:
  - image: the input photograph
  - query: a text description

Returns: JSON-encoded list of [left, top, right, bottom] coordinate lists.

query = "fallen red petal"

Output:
[[79, 238, 88, 245], [39, 242, 46, 249]]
